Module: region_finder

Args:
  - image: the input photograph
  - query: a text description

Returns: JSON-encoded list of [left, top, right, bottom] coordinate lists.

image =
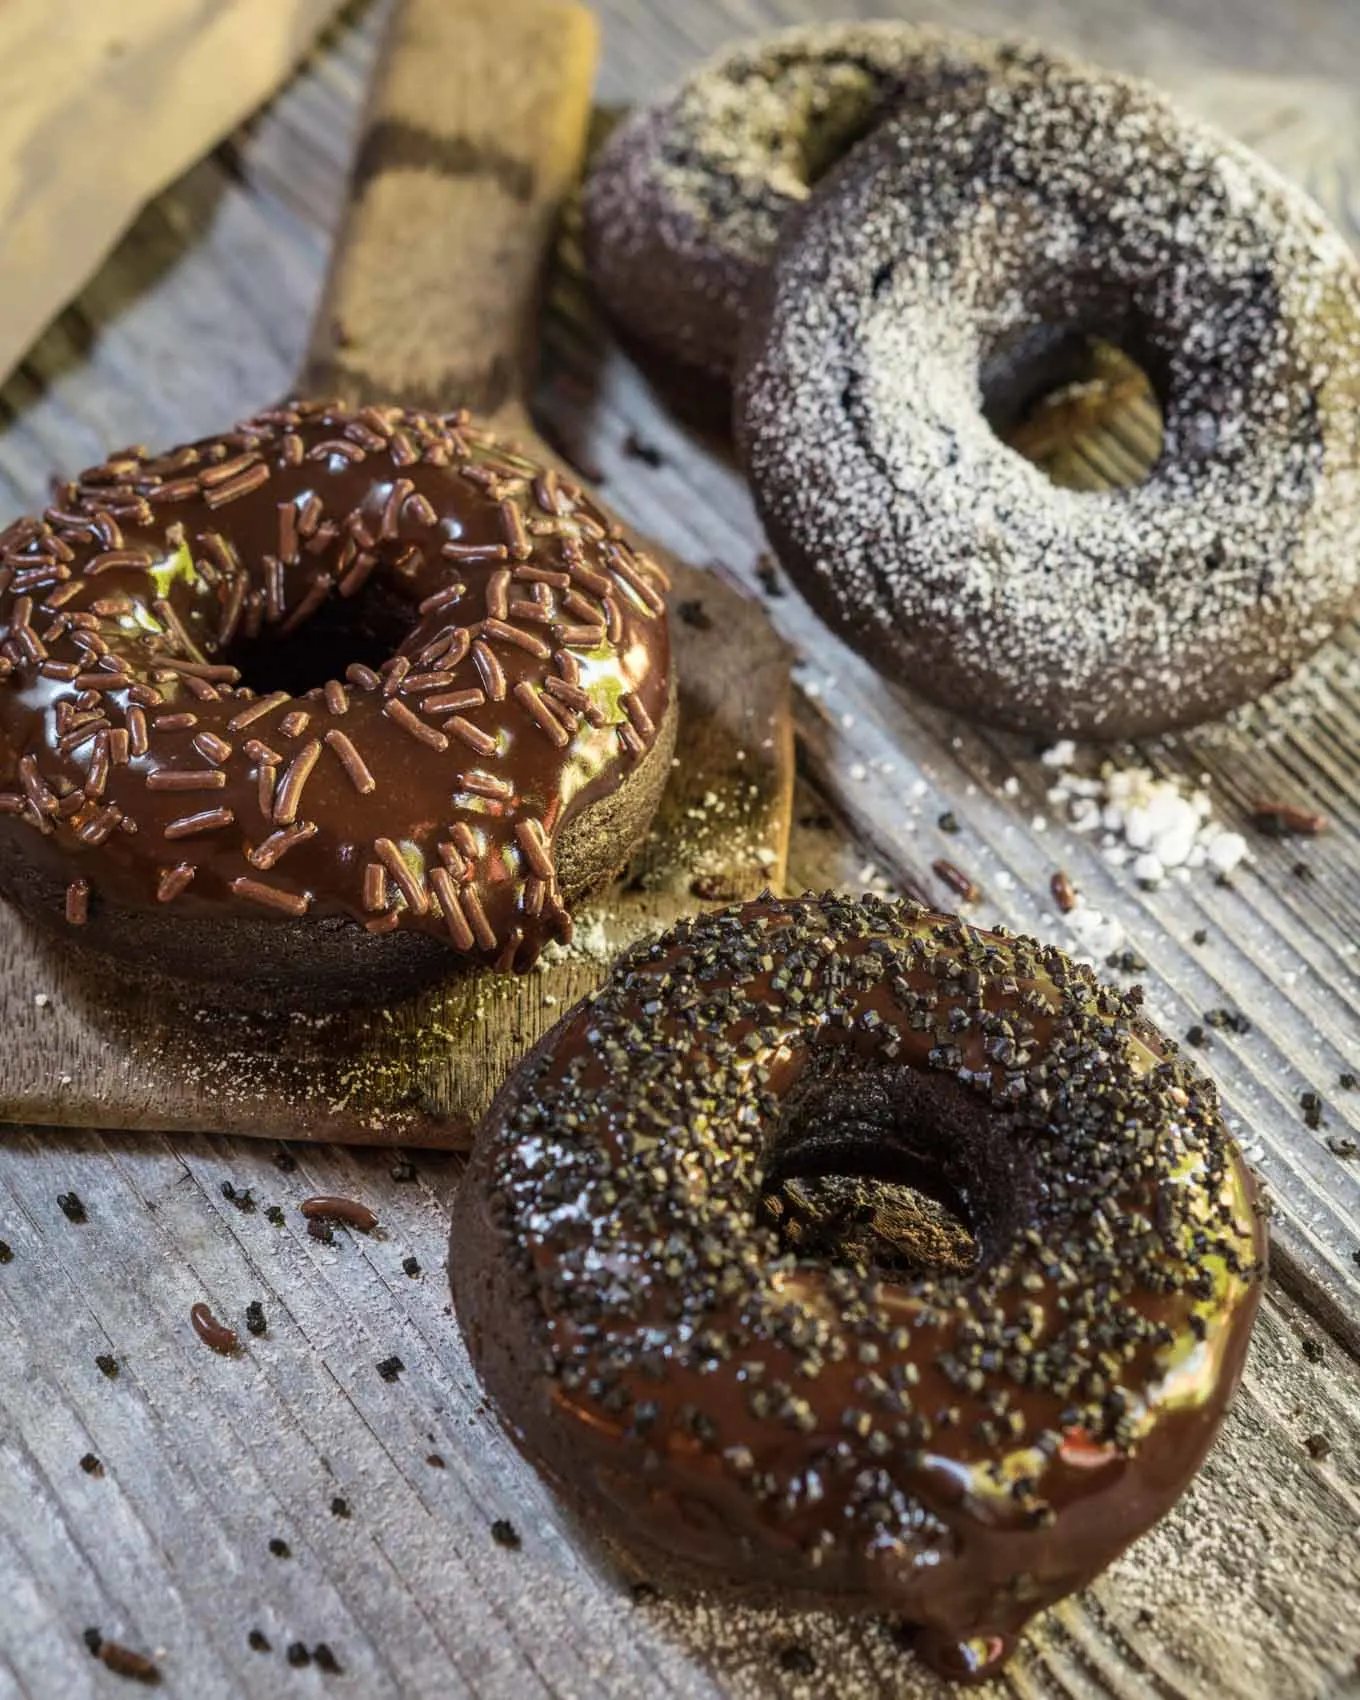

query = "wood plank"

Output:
[[0, 3, 1356, 1698]]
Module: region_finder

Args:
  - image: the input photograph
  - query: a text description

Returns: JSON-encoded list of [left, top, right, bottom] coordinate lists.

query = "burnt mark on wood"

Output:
[[353, 120, 536, 203]]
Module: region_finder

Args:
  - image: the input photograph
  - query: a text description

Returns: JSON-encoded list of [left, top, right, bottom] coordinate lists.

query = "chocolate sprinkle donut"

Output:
[[737, 58, 1360, 740], [583, 24, 1056, 378], [0, 401, 675, 1006], [451, 893, 1264, 1681]]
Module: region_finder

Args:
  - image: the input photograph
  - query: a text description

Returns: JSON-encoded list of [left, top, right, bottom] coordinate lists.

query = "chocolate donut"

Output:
[[583, 25, 1055, 378], [736, 58, 1360, 740], [451, 894, 1264, 1680], [0, 401, 675, 1006]]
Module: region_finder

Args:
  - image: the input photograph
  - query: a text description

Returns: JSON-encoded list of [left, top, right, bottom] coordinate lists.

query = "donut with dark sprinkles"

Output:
[[451, 893, 1264, 1682], [0, 402, 675, 1007], [736, 53, 1360, 738]]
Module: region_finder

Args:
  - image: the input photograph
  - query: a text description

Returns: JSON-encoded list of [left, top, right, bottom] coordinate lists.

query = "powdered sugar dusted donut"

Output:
[[583, 24, 1057, 379], [736, 57, 1360, 740]]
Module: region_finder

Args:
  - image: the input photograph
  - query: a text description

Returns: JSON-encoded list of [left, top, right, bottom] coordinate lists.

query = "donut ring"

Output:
[[451, 894, 1264, 1681], [736, 59, 1360, 740], [584, 24, 1055, 378], [0, 401, 675, 1006]]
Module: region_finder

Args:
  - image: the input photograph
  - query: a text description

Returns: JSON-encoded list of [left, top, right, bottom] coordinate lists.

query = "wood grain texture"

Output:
[[0, 0, 795, 1148], [0, 1, 1357, 1697]]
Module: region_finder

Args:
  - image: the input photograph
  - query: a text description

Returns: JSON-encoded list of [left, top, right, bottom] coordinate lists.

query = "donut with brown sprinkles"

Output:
[[451, 893, 1264, 1681], [0, 402, 675, 1006]]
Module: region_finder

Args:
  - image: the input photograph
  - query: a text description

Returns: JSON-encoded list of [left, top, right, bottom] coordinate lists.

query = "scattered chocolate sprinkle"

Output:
[[58, 1191, 87, 1224], [190, 1302, 239, 1354], [1301, 1336, 1324, 1363], [402, 1255, 421, 1278], [80, 1452, 103, 1476], [220, 1182, 255, 1212], [245, 1301, 266, 1337], [390, 1155, 416, 1182], [268, 1537, 291, 1558], [330, 1496, 350, 1519], [932, 858, 979, 903], [376, 1355, 404, 1382], [312, 1644, 342, 1675], [1301, 1092, 1325, 1130], [300, 1196, 378, 1232], [490, 1518, 521, 1550], [622, 430, 664, 468], [1252, 800, 1326, 837], [248, 1630, 270, 1653], [230, 876, 310, 918], [95, 1354, 119, 1379], [1050, 870, 1078, 913], [286, 1642, 311, 1668], [425, 1453, 445, 1469], [1185, 1025, 1209, 1049], [97, 1640, 161, 1684]]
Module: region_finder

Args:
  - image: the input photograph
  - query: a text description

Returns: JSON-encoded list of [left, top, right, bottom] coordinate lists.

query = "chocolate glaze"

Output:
[[450, 894, 1265, 1682], [0, 401, 672, 991]]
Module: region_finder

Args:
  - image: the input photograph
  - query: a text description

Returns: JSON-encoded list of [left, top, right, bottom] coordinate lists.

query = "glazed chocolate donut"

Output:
[[583, 25, 1055, 378], [0, 401, 675, 1006], [736, 58, 1360, 740], [451, 894, 1264, 1680]]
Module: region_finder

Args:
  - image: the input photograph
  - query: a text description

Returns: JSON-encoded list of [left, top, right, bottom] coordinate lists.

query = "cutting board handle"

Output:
[[299, 0, 598, 425]]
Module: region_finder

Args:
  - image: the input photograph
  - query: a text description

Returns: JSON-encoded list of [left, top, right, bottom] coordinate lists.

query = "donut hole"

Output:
[[759, 1066, 1035, 1281], [219, 579, 414, 698], [980, 328, 1164, 492]]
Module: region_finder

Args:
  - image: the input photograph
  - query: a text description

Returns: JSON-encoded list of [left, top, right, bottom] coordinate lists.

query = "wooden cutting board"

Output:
[[0, 0, 794, 1148]]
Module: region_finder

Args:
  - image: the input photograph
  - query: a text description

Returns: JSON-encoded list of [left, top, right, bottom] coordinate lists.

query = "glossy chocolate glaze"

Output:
[[0, 401, 672, 977], [451, 894, 1265, 1682]]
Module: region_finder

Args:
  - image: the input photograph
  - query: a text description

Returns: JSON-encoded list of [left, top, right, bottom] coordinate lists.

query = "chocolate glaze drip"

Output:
[[451, 894, 1265, 1682], [0, 401, 672, 974]]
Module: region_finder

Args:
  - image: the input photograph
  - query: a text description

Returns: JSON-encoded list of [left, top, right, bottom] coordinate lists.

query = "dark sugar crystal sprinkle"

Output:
[[490, 1518, 521, 1550], [269, 1538, 291, 1558], [376, 1355, 404, 1382], [80, 1453, 103, 1476], [401, 1255, 421, 1278], [248, 1630, 270, 1653], [286, 1643, 311, 1668], [58, 1192, 87, 1223], [245, 1301, 266, 1336], [96, 1354, 119, 1379], [777, 1644, 817, 1675]]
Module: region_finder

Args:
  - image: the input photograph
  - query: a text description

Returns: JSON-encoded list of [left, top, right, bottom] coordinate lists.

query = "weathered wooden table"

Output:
[[0, 2, 1358, 1696]]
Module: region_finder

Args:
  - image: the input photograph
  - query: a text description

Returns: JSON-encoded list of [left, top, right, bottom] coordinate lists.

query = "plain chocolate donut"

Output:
[[736, 58, 1360, 741], [583, 24, 1056, 378], [0, 401, 675, 1007], [451, 894, 1264, 1681]]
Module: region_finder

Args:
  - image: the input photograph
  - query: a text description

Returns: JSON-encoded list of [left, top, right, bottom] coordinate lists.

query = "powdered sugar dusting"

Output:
[[738, 57, 1360, 741]]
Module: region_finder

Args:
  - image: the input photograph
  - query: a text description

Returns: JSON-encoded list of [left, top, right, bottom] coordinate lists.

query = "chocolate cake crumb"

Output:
[[57, 1192, 87, 1223], [264, 1205, 285, 1226], [312, 1644, 342, 1674], [286, 1642, 311, 1668], [376, 1355, 404, 1382], [1185, 1025, 1209, 1049], [95, 1354, 119, 1379], [401, 1255, 421, 1278], [490, 1518, 521, 1550], [1301, 1337, 1324, 1363], [1204, 1007, 1250, 1034], [330, 1496, 351, 1519], [1340, 1072, 1357, 1091], [248, 1629, 270, 1653], [1304, 1432, 1332, 1460], [425, 1453, 445, 1469], [84, 1628, 103, 1655], [1301, 1092, 1325, 1129], [268, 1537, 291, 1558], [245, 1301, 266, 1336], [98, 1640, 160, 1684], [0, 1241, 12, 1263], [1192, 928, 1209, 946], [307, 1219, 335, 1245], [622, 431, 664, 468], [80, 1453, 103, 1476], [220, 1181, 255, 1213], [937, 811, 959, 834]]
